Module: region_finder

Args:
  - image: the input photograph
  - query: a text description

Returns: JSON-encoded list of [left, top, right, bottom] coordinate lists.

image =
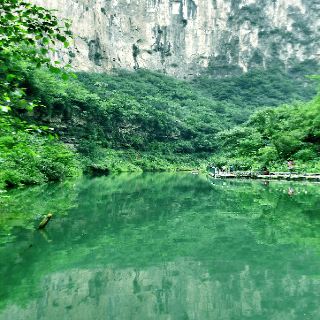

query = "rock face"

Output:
[[32, 0, 320, 77]]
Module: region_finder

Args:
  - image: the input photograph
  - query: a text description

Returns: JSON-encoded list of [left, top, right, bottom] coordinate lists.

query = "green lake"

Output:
[[1, 173, 320, 319]]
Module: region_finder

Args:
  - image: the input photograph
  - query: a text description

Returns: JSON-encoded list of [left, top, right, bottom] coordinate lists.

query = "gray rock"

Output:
[[32, 0, 320, 77]]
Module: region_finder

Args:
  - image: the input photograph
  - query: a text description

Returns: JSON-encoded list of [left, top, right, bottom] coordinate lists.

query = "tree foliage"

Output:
[[193, 67, 318, 110], [0, 0, 71, 112], [0, 0, 78, 188], [22, 67, 318, 175], [0, 0, 318, 186], [211, 94, 320, 172]]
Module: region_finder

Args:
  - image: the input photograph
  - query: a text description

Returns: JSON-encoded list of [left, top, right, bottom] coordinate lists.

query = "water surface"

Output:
[[0, 173, 320, 319]]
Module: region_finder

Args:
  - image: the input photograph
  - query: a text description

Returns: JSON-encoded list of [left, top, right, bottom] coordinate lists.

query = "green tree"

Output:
[[0, 0, 72, 112], [0, 0, 81, 189]]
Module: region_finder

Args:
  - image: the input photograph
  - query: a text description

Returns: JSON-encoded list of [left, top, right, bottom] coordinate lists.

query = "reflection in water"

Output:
[[1, 174, 320, 319]]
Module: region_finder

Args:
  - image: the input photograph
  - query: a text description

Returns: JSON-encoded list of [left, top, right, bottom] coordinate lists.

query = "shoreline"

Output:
[[208, 172, 320, 182]]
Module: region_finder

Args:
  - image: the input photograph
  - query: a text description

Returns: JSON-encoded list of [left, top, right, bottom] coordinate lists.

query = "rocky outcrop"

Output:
[[31, 0, 320, 77]]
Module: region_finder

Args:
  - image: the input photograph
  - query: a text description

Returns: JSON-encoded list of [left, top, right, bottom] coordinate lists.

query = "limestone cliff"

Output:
[[31, 0, 320, 77]]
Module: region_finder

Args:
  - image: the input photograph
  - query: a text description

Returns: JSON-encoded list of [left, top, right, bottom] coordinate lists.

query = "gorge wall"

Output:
[[32, 0, 320, 77]]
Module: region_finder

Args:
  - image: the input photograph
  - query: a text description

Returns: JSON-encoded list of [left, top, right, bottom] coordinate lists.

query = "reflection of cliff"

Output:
[[1, 257, 320, 320], [31, 0, 320, 77], [2, 176, 320, 319]]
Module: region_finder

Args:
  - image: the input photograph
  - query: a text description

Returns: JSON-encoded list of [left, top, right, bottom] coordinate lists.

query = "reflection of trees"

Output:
[[0, 180, 80, 243], [207, 179, 320, 248], [1, 174, 320, 318]]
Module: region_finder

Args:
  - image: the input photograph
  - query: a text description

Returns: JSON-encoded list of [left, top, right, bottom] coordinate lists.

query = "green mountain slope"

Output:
[[211, 91, 320, 172], [1, 66, 318, 188], [29, 68, 318, 168]]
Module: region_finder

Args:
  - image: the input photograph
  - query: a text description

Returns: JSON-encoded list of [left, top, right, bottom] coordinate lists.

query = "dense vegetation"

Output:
[[211, 90, 320, 172], [193, 64, 317, 111], [0, 115, 80, 188], [2, 63, 319, 188], [0, 1, 319, 189], [25, 67, 318, 177], [0, 0, 80, 189]]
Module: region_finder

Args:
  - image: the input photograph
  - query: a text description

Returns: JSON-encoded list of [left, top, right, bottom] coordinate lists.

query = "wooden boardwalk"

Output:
[[208, 172, 320, 182]]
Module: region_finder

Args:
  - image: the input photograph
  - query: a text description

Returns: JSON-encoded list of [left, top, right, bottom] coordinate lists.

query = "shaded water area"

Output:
[[1, 173, 320, 319]]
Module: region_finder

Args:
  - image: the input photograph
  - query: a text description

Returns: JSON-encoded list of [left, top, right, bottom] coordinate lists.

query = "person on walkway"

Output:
[[262, 166, 270, 175], [287, 160, 295, 175]]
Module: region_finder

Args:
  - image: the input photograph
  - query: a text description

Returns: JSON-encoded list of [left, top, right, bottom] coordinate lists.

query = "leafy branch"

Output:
[[0, 0, 72, 113]]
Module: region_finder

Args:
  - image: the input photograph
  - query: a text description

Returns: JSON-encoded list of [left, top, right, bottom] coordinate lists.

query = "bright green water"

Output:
[[1, 173, 320, 320]]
